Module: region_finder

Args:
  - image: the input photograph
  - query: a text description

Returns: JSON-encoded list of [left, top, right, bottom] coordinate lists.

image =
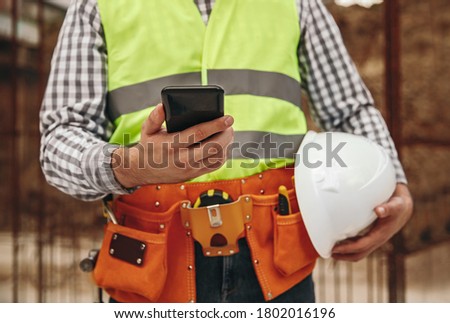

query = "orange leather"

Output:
[[180, 195, 253, 256], [93, 222, 168, 301], [95, 168, 318, 302]]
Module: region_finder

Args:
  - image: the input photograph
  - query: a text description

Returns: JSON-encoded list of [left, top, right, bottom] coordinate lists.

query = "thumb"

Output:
[[375, 196, 402, 219], [375, 204, 389, 219], [142, 103, 165, 136]]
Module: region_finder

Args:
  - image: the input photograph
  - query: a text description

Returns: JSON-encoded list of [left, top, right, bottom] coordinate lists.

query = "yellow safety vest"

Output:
[[98, 0, 308, 181]]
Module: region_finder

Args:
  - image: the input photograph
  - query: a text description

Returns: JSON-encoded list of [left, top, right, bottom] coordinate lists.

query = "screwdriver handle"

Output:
[[278, 185, 291, 216]]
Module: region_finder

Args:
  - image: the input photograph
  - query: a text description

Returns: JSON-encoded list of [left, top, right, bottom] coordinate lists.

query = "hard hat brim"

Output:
[[294, 131, 335, 258], [295, 162, 335, 258]]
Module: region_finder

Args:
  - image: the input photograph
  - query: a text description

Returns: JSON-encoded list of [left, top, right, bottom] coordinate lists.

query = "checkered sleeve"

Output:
[[298, 0, 407, 184], [39, 0, 130, 201]]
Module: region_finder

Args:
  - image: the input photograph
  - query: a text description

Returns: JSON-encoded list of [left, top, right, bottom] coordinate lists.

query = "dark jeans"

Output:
[[195, 239, 315, 303]]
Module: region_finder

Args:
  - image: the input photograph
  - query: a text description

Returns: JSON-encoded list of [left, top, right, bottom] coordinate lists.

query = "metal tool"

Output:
[[102, 195, 118, 224], [79, 249, 100, 273]]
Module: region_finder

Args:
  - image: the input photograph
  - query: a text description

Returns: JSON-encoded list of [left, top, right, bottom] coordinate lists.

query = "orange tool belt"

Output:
[[93, 168, 318, 303]]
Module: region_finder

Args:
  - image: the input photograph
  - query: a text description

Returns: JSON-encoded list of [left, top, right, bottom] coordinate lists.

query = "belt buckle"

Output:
[[207, 204, 223, 228]]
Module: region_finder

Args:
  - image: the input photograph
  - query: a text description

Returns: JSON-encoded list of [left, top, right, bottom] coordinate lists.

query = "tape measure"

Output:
[[193, 189, 233, 208], [193, 189, 233, 248]]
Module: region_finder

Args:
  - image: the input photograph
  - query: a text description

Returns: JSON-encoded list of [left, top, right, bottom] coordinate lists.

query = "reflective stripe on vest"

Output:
[[107, 70, 302, 121], [98, 0, 307, 182]]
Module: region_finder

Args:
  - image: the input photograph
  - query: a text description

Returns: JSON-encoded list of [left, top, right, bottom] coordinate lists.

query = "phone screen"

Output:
[[161, 85, 224, 133]]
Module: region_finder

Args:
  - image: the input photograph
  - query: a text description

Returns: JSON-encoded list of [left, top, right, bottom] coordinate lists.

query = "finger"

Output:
[[332, 251, 370, 262], [332, 237, 373, 256], [142, 103, 165, 136], [331, 221, 386, 254], [174, 115, 234, 147], [375, 183, 413, 219], [200, 150, 229, 172], [331, 235, 376, 261], [191, 128, 234, 163], [172, 128, 233, 172], [178, 143, 232, 180], [375, 196, 404, 219]]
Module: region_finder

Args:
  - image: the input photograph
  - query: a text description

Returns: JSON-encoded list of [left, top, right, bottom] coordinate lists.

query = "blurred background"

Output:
[[0, 0, 449, 302]]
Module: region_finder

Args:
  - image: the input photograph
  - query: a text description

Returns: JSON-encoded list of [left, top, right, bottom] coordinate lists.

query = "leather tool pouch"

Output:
[[180, 195, 253, 257], [271, 189, 319, 276], [93, 200, 175, 302]]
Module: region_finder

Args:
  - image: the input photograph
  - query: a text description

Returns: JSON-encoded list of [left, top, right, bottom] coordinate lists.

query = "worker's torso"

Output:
[[98, 0, 308, 182]]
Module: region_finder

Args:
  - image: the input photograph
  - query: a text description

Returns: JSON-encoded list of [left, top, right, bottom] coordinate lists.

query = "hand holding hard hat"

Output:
[[294, 131, 397, 258]]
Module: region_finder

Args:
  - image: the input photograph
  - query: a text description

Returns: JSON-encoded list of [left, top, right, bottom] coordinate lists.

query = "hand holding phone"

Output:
[[161, 85, 225, 133], [112, 101, 234, 188]]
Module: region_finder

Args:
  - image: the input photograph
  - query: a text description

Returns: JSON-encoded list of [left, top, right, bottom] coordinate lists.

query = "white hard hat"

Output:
[[294, 131, 396, 258]]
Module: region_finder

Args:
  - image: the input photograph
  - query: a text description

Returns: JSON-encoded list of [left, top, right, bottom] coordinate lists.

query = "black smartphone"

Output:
[[161, 85, 224, 133]]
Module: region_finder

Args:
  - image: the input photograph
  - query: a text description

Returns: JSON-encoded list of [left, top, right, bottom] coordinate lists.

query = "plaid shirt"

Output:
[[40, 0, 406, 201]]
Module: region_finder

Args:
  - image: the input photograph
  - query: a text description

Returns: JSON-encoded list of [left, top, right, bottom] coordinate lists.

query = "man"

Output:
[[40, 0, 413, 302]]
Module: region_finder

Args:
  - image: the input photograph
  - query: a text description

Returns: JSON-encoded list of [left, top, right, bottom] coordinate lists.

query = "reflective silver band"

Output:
[[230, 131, 304, 160], [107, 70, 301, 121], [107, 72, 201, 121], [208, 69, 301, 107]]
